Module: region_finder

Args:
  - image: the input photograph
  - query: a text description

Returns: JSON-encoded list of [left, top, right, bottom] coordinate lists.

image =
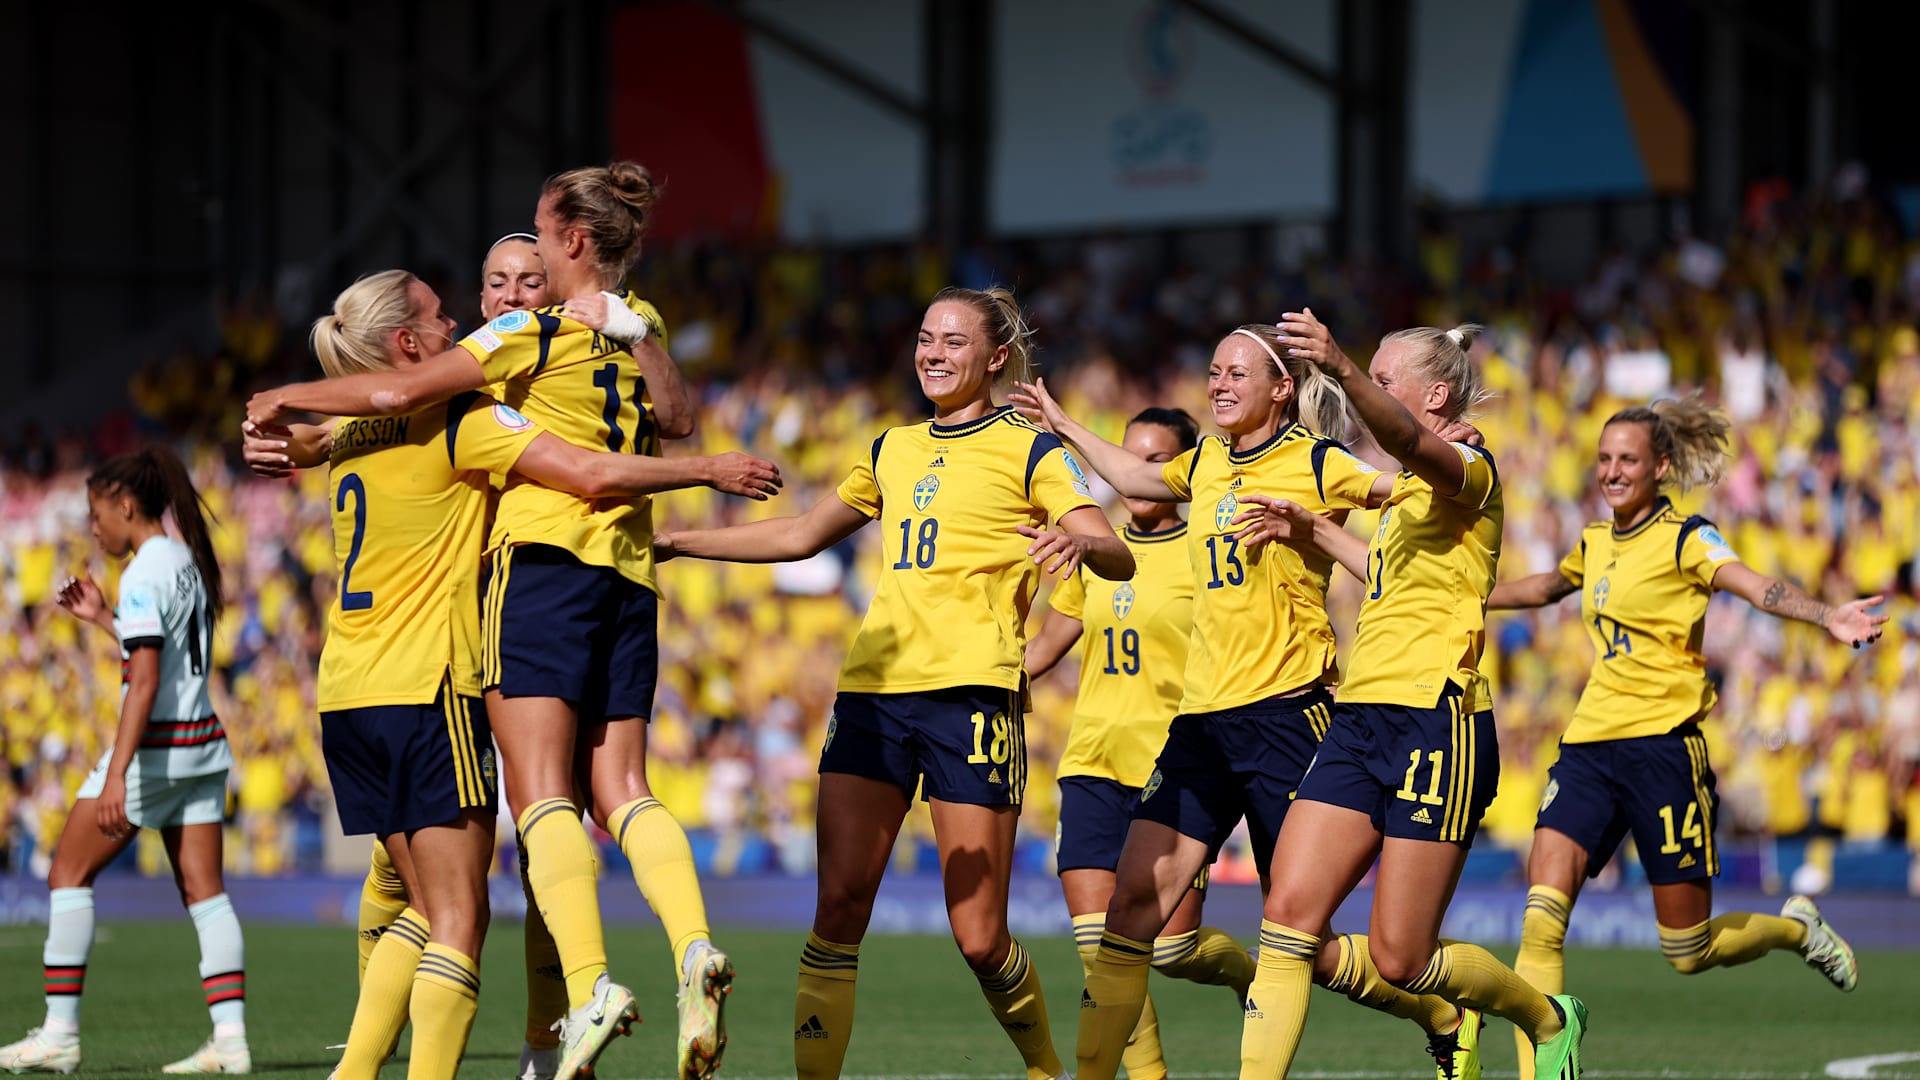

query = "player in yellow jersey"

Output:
[[248, 163, 736, 1080], [1014, 327, 1480, 1080], [655, 287, 1133, 1080], [1486, 398, 1882, 1079], [1231, 312, 1584, 1080], [1026, 406, 1246, 1080], [267, 270, 777, 1080]]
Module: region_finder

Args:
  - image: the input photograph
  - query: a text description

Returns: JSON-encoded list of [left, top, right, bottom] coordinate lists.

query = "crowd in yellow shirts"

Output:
[[3, 191, 1918, 886]]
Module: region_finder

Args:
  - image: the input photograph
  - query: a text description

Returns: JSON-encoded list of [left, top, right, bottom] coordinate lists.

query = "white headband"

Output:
[[1231, 327, 1285, 368], [1446, 327, 1466, 348]]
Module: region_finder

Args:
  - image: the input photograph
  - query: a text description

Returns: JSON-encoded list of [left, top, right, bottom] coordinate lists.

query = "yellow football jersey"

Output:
[[318, 393, 541, 710], [1053, 522, 1193, 787], [454, 289, 670, 591], [1160, 426, 1379, 713], [1337, 444, 1503, 713], [834, 406, 1099, 694], [1557, 498, 1740, 743]]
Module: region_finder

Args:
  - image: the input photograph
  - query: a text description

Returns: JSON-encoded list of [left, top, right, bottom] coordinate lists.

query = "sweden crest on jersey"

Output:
[[1112, 582, 1136, 619], [1593, 576, 1611, 610], [914, 474, 940, 511], [1214, 492, 1238, 531]]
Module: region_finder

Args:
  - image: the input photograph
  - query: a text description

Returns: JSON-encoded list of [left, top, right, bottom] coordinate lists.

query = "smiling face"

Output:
[[480, 239, 549, 319], [1596, 419, 1668, 519], [1207, 336, 1290, 436], [1367, 341, 1442, 422], [915, 300, 1004, 413]]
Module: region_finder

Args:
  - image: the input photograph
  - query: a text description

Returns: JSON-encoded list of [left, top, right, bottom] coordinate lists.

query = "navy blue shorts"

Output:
[[483, 543, 659, 722], [1132, 688, 1332, 869], [1536, 723, 1720, 883], [1057, 776, 1209, 889], [322, 683, 497, 837], [1296, 688, 1499, 846], [821, 686, 1025, 806]]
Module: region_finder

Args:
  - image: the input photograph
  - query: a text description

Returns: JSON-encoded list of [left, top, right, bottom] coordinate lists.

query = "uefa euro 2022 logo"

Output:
[[1112, 1, 1211, 187]]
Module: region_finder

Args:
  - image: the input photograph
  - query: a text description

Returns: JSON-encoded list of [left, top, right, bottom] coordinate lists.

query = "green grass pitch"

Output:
[[0, 923, 1912, 1078]]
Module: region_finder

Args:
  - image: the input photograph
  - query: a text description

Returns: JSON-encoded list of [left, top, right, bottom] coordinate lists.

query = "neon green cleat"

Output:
[[676, 941, 735, 1080], [1532, 995, 1586, 1080], [1426, 1007, 1483, 1080], [1783, 895, 1858, 992], [554, 976, 639, 1080]]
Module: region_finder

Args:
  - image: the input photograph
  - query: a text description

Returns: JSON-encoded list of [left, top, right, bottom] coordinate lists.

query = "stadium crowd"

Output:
[[3, 189, 1918, 888]]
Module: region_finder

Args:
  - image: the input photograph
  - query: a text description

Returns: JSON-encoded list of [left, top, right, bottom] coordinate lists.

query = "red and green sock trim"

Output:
[[44, 965, 85, 997], [202, 970, 245, 1005]]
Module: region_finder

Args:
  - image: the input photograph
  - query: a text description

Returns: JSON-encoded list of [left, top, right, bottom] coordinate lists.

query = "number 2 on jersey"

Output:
[[336, 474, 374, 611]]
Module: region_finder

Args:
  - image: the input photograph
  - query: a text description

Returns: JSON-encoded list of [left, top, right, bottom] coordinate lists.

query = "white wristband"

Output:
[[598, 292, 651, 345]]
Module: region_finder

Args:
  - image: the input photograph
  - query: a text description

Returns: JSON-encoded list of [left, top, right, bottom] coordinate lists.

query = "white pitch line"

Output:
[[1828, 1054, 1920, 1079]]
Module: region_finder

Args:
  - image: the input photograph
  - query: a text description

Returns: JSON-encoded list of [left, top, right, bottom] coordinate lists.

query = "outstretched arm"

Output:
[[1009, 378, 1180, 501], [1025, 608, 1086, 682], [1488, 571, 1580, 611], [512, 435, 782, 500], [1711, 562, 1887, 647], [1279, 309, 1469, 497], [659, 491, 870, 564], [1231, 494, 1370, 580], [247, 348, 487, 425]]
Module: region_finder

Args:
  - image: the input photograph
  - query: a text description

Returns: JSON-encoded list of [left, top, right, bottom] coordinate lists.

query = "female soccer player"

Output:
[[1229, 310, 1585, 1080], [246, 269, 778, 1080], [0, 448, 248, 1076], [1487, 398, 1878, 1079], [1025, 406, 1243, 1080], [247, 163, 732, 1080], [656, 287, 1131, 1080], [1013, 327, 1480, 1080]]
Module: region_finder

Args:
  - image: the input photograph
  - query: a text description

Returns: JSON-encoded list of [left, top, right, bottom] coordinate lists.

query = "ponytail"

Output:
[[1227, 324, 1353, 442], [311, 269, 417, 378], [931, 285, 1037, 386], [87, 446, 225, 620], [1606, 395, 1731, 492]]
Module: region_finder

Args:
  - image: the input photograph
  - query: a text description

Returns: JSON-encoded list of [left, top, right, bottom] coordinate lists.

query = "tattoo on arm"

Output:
[[1547, 574, 1579, 603], [1759, 578, 1833, 626]]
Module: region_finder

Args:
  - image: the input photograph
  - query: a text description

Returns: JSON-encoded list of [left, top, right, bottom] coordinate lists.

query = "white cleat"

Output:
[[554, 975, 638, 1080], [517, 1042, 559, 1080], [0, 1030, 80, 1075], [675, 942, 735, 1080], [1783, 894, 1858, 992], [162, 1034, 251, 1075]]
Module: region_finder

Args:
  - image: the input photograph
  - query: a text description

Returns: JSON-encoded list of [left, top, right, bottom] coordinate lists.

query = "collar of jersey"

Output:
[[1611, 496, 1673, 539], [1125, 521, 1188, 544], [1227, 422, 1299, 463], [929, 404, 1011, 439]]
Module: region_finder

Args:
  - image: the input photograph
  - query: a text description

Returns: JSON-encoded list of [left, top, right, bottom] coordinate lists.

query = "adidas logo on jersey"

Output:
[[1081, 989, 1097, 1009], [1677, 853, 1696, 869], [1244, 997, 1263, 1018], [1411, 806, 1434, 825], [795, 1015, 829, 1040], [988, 768, 1002, 784], [929, 455, 946, 467], [1229, 476, 1243, 489]]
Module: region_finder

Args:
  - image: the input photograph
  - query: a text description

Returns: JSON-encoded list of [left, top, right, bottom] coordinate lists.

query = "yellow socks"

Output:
[[976, 939, 1065, 1080], [356, 842, 409, 983], [1403, 940, 1562, 1044], [1239, 921, 1317, 1079], [1075, 915, 1164, 1080], [1152, 926, 1255, 998], [1076, 930, 1152, 1080], [408, 945, 480, 1080], [795, 932, 859, 1080], [611, 797, 712, 974], [1659, 913, 1806, 975], [337, 907, 426, 1080], [1513, 886, 1571, 1080], [519, 837, 568, 1049], [518, 798, 608, 1008], [1323, 933, 1459, 1035]]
